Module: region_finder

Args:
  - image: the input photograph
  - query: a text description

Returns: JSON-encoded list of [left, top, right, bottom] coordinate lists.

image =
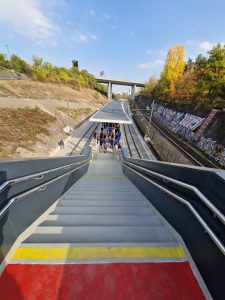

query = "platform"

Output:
[[89, 100, 132, 124]]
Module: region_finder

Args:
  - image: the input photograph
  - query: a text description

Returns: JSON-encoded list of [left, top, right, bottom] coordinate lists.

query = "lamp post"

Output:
[[5, 44, 10, 60]]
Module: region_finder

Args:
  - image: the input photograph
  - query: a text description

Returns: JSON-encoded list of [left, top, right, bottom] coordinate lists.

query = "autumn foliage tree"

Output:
[[144, 43, 225, 109], [159, 45, 185, 98]]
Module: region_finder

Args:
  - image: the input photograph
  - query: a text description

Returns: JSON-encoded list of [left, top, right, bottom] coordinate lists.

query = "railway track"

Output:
[[70, 122, 99, 155], [136, 104, 216, 167], [123, 124, 142, 158]]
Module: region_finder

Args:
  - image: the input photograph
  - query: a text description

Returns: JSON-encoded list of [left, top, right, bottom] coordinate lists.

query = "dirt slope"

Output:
[[0, 80, 108, 159]]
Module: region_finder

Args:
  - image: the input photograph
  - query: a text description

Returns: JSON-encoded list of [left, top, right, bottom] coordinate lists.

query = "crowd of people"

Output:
[[93, 122, 122, 153]]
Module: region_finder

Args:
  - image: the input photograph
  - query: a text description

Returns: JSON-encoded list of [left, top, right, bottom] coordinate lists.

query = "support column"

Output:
[[131, 85, 136, 101], [107, 82, 112, 100]]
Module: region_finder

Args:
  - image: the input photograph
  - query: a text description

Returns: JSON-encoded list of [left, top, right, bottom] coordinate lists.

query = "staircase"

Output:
[[194, 109, 219, 140], [0, 153, 206, 299], [13, 153, 183, 262]]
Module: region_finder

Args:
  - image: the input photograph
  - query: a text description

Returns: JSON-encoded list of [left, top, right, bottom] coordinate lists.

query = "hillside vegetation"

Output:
[[0, 53, 108, 159], [0, 53, 106, 94], [142, 43, 225, 110]]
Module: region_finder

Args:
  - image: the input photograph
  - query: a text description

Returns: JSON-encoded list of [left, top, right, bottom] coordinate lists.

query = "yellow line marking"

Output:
[[13, 246, 185, 260]]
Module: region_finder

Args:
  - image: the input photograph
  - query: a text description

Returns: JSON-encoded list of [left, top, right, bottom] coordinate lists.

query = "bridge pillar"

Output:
[[131, 85, 136, 101], [107, 82, 112, 100]]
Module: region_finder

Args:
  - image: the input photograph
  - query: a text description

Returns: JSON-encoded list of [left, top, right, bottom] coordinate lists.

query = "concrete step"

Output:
[[43, 214, 161, 226], [70, 187, 137, 192], [58, 200, 146, 207], [53, 206, 151, 215], [67, 190, 138, 194], [25, 226, 174, 244], [61, 195, 142, 201]]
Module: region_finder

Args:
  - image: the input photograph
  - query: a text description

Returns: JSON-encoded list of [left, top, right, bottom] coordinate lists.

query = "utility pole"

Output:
[[148, 99, 155, 136], [67, 100, 71, 129]]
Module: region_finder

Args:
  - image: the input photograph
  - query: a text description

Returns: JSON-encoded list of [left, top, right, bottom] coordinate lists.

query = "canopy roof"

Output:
[[89, 100, 132, 124]]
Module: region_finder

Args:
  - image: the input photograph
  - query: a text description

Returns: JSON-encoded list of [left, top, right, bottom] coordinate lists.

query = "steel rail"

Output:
[[0, 159, 88, 195], [70, 122, 99, 155], [137, 104, 204, 166], [127, 124, 142, 159], [0, 161, 89, 219], [123, 124, 141, 159], [122, 124, 132, 157], [122, 162, 225, 255], [124, 160, 225, 224]]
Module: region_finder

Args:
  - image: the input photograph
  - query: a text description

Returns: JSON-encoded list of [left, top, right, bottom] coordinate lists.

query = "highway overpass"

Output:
[[95, 77, 145, 100]]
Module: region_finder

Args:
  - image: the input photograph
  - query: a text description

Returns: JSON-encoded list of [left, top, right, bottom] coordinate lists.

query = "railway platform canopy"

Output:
[[89, 100, 132, 124]]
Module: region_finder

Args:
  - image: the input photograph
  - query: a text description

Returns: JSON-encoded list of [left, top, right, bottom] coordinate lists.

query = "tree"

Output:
[[206, 43, 225, 100], [0, 53, 10, 68], [10, 54, 31, 75], [72, 59, 78, 69], [143, 75, 158, 97], [160, 45, 185, 97], [32, 55, 43, 68]]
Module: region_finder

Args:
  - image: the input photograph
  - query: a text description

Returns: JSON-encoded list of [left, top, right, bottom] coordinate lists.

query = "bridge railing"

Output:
[[0, 147, 92, 265], [121, 148, 225, 299]]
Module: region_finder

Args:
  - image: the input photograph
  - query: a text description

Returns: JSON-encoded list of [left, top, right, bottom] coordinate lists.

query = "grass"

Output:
[[0, 107, 56, 157], [57, 107, 92, 119]]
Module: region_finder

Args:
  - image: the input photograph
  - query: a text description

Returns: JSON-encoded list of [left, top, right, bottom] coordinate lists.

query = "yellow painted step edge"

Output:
[[13, 246, 185, 260]]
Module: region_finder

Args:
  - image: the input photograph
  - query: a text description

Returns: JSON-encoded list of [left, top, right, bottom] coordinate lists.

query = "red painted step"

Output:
[[0, 262, 205, 300]]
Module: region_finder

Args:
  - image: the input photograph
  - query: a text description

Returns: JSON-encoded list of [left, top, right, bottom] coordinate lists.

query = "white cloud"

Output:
[[146, 49, 166, 56], [72, 32, 97, 43], [0, 0, 59, 42], [137, 60, 164, 69], [198, 41, 215, 52]]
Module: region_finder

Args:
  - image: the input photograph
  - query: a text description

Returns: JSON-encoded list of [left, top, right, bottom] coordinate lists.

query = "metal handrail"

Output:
[[124, 160, 225, 225], [0, 157, 88, 195], [122, 162, 225, 255], [0, 161, 89, 219]]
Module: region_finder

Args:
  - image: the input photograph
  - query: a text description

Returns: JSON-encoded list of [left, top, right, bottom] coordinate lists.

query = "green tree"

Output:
[[205, 43, 225, 100], [32, 55, 43, 68], [10, 54, 31, 75], [0, 53, 10, 68], [143, 75, 158, 97]]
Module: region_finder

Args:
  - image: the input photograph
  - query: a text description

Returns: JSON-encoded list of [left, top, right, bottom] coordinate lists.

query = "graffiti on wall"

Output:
[[153, 104, 205, 142], [197, 136, 225, 166], [142, 101, 223, 166]]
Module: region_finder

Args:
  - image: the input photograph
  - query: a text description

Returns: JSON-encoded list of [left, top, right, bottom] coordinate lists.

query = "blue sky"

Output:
[[0, 0, 225, 92]]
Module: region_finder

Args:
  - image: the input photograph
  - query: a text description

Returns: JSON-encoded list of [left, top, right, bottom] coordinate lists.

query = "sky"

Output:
[[0, 0, 225, 93]]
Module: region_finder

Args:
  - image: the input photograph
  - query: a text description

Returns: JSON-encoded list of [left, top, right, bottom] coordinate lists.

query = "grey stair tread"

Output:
[[61, 195, 142, 201], [25, 226, 174, 243], [69, 188, 137, 192], [53, 206, 151, 215], [19, 241, 181, 248], [58, 200, 146, 207], [67, 190, 137, 194], [43, 214, 160, 226]]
